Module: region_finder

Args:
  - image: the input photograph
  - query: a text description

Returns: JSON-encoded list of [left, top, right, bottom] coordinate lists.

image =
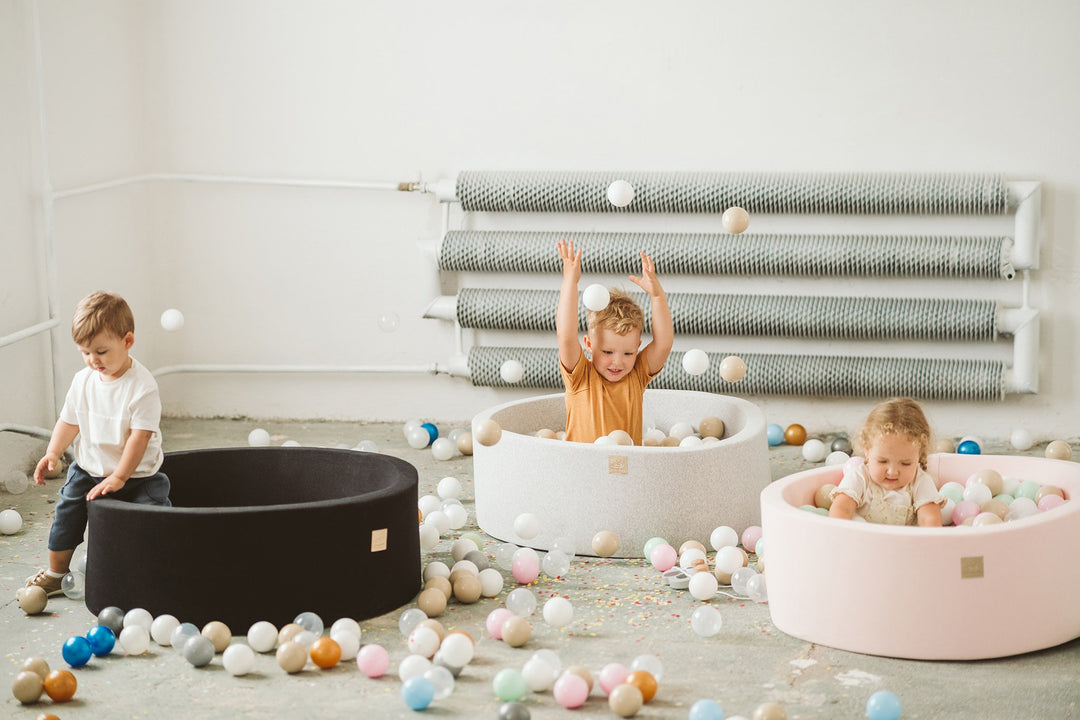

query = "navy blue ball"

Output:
[[62, 635, 93, 667], [957, 440, 981, 455], [86, 624, 116, 656]]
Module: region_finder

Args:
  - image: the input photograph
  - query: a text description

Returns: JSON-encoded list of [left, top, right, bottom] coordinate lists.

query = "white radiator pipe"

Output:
[[1007, 181, 1041, 271], [152, 359, 472, 380], [0, 318, 61, 349], [1003, 308, 1040, 395]]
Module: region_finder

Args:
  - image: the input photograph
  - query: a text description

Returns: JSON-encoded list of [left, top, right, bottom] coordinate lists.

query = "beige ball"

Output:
[[660, 436, 681, 447], [1035, 484, 1065, 503], [18, 585, 48, 615], [535, 428, 557, 440], [971, 469, 1004, 496], [473, 420, 502, 447], [201, 621, 232, 653], [500, 616, 532, 647], [456, 432, 473, 455], [722, 206, 750, 234], [20, 656, 50, 680], [45, 459, 66, 479], [1045, 439, 1073, 461], [753, 702, 787, 720], [591, 530, 619, 557], [718, 355, 747, 383], [932, 438, 956, 454], [609, 682, 645, 717], [278, 623, 304, 644], [814, 483, 836, 510], [11, 670, 44, 704], [679, 540, 707, 556], [564, 665, 595, 693], [698, 416, 725, 439], [417, 618, 447, 642], [608, 429, 634, 446], [276, 641, 307, 673], [452, 574, 483, 604], [425, 576, 453, 600], [417, 587, 447, 617]]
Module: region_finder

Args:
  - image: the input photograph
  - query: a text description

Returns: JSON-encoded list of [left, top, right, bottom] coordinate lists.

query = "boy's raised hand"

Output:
[[557, 238, 582, 285], [629, 252, 664, 297]]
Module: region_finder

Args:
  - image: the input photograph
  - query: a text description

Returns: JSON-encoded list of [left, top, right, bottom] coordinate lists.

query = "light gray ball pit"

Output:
[[472, 389, 771, 558]]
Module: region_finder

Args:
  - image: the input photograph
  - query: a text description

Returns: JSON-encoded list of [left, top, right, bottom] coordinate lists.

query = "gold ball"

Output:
[[784, 424, 807, 446], [473, 420, 502, 447], [591, 530, 619, 557]]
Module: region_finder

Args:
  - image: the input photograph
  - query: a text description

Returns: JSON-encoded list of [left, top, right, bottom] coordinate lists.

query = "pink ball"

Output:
[[553, 671, 590, 708], [356, 643, 389, 678], [598, 662, 630, 695], [486, 608, 514, 640], [512, 555, 540, 584], [740, 525, 763, 552], [952, 500, 982, 525], [1038, 494, 1066, 512], [650, 543, 677, 572]]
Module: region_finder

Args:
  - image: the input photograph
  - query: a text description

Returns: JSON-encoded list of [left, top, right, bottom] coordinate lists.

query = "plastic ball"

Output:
[[42, 668, 77, 702], [217, 643, 255, 675], [500, 359, 525, 383], [707, 526, 737, 551], [160, 308, 185, 331], [122, 607, 152, 631], [688, 569, 719, 600], [436, 632, 474, 668], [20, 656, 50, 680], [607, 179, 635, 207], [629, 653, 663, 682], [682, 348, 710, 375], [310, 637, 342, 668], [553, 671, 590, 708], [171, 622, 200, 649], [11, 670, 44, 704], [505, 587, 536, 616], [592, 530, 619, 557], [825, 450, 850, 466], [513, 512, 541, 540], [499, 701, 532, 720], [422, 665, 455, 701], [183, 635, 215, 667], [501, 616, 532, 647], [511, 554, 540, 584], [596, 662, 629, 695], [952, 500, 981, 525], [962, 482, 993, 507], [493, 668, 528, 702], [609, 682, 645, 716], [741, 525, 763, 552], [241, 620, 275, 652], [419, 523, 440, 551], [119, 625, 150, 655], [1010, 428, 1035, 451], [690, 698, 726, 720], [423, 421, 439, 443], [357, 643, 390, 677], [721, 206, 750, 233], [719, 355, 747, 382], [957, 439, 981, 455], [543, 596, 574, 628], [582, 284, 610, 313], [60, 636, 92, 668], [1038, 494, 1067, 512], [478, 567, 504, 597], [625, 669, 658, 702], [753, 702, 787, 720], [247, 427, 271, 447], [542, 549, 571, 578], [1045, 440, 1073, 461], [486, 608, 515, 640], [436, 476, 462, 501], [522, 656, 557, 692], [401, 675, 436, 710], [784, 424, 807, 445], [690, 604, 724, 638], [86, 625, 116, 656], [445, 503, 469, 529], [766, 424, 784, 446], [0, 508, 23, 534], [426, 437, 454, 461], [4, 469, 28, 494], [408, 626, 441, 659], [866, 690, 902, 720], [56, 570, 84, 599], [801, 438, 828, 462], [474, 419, 503, 447], [407, 426, 432, 449], [746, 573, 769, 603], [202, 620, 232, 653], [18, 585, 48, 615], [715, 545, 747, 576]]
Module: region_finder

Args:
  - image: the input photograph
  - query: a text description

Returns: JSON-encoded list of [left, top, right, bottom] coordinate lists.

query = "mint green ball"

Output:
[[642, 536, 668, 558], [939, 486, 964, 504], [1016, 481, 1040, 500], [493, 668, 527, 702], [993, 493, 1015, 505]]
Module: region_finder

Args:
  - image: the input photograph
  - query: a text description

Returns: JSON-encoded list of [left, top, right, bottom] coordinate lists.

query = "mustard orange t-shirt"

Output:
[[560, 350, 657, 445]]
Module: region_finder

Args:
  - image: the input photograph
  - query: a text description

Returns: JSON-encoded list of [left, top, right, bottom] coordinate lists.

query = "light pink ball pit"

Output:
[[473, 389, 771, 558], [761, 452, 1080, 660]]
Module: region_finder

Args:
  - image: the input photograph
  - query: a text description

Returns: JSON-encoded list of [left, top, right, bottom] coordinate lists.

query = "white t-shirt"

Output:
[[59, 357, 163, 478], [830, 459, 943, 525]]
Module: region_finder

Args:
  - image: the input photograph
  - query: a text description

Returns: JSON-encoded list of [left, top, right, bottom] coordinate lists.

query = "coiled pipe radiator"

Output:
[[438, 230, 1015, 280], [468, 347, 1005, 402]]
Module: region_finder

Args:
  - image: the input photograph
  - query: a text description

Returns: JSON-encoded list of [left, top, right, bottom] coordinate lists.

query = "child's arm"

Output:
[[828, 493, 858, 520], [629, 253, 673, 374], [33, 419, 79, 484], [86, 429, 154, 500], [556, 238, 583, 372], [916, 502, 943, 527]]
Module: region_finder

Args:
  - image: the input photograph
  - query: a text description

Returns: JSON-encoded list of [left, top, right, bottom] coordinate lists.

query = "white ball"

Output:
[[281, 440, 301, 447], [450, 559, 479, 577], [124, 608, 153, 630], [407, 427, 432, 449], [431, 438, 456, 461], [408, 626, 441, 658], [825, 450, 850, 466], [332, 630, 360, 660], [438, 632, 475, 667], [419, 524, 440, 551], [513, 513, 541, 540], [709, 526, 739, 551], [715, 546, 746, 575], [962, 483, 993, 507], [688, 570, 719, 601], [398, 654, 433, 682], [150, 614, 181, 646], [668, 421, 694, 441], [582, 283, 611, 312], [522, 656, 557, 692], [247, 621, 278, 652], [223, 643, 256, 676], [1010, 428, 1034, 451], [451, 538, 479, 562], [679, 435, 703, 448], [423, 561, 451, 581], [330, 618, 362, 640], [721, 206, 750, 234], [608, 429, 634, 446], [437, 476, 462, 500], [682, 349, 710, 375], [643, 427, 667, 445], [593, 435, 617, 446], [418, 494, 442, 517], [500, 359, 525, 384], [443, 503, 468, 530], [542, 596, 574, 628], [801, 439, 828, 463], [119, 625, 150, 655], [247, 428, 271, 447], [606, 179, 635, 207], [160, 308, 185, 331], [679, 548, 707, 570], [478, 567, 505, 597], [0, 508, 23, 535], [425, 510, 451, 534]]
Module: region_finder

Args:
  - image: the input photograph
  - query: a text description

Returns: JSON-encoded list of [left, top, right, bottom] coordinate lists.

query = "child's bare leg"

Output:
[[49, 549, 75, 575]]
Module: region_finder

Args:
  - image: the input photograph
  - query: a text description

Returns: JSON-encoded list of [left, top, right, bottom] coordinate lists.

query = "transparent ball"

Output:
[[354, 439, 379, 453], [71, 551, 88, 574], [542, 550, 571, 578], [522, 656, 557, 692], [506, 587, 537, 617], [425, 665, 456, 700], [294, 611, 324, 636], [61, 571, 85, 600], [690, 605, 723, 638], [4, 470, 29, 494], [746, 573, 768, 603], [630, 653, 663, 682], [730, 566, 759, 596], [550, 536, 576, 559], [495, 543, 519, 571], [398, 608, 427, 637]]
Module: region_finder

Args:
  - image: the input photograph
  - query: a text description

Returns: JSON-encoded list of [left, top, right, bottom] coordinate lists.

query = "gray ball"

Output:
[[498, 702, 531, 720], [183, 634, 215, 667], [97, 606, 125, 634], [464, 549, 490, 571], [433, 650, 463, 677], [831, 437, 853, 454]]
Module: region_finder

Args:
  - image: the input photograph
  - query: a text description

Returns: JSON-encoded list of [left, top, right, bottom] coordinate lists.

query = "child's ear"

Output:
[[123, 332, 134, 349]]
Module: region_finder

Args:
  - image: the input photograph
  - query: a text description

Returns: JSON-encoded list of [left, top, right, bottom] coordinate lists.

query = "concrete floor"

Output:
[[2, 418, 1078, 719]]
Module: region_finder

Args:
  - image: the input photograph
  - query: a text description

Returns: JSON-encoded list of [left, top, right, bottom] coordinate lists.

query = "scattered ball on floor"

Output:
[[592, 530, 619, 557], [11, 670, 44, 704], [18, 585, 47, 615], [784, 424, 807, 445], [1045, 439, 1072, 461]]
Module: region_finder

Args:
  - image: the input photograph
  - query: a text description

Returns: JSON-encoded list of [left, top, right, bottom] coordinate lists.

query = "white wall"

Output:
[[4, 0, 1079, 441]]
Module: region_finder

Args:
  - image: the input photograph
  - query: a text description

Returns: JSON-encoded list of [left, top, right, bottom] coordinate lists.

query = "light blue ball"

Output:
[[866, 690, 902, 720], [689, 698, 725, 720], [956, 440, 981, 455], [766, 424, 784, 446], [402, 676, 436, 711]]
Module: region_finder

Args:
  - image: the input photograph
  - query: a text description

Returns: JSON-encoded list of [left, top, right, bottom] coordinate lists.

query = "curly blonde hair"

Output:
[[586, 288, 644, 336], [857, 397, 932, 470], [72, 291, 134, 346]]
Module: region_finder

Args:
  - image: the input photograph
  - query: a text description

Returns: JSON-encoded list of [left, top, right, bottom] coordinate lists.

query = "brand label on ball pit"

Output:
[[960, 556, 984, 579], [370, 528, 388, 552], [608, 455, 628, 474]]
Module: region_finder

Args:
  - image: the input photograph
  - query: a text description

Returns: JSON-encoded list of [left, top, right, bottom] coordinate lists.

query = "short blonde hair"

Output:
[[72, 291, 134, 346], [857, 397, 932, 470], [587, 288, 644, 336]]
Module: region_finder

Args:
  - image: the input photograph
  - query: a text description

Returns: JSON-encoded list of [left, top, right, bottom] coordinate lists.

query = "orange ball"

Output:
[[43, 669, 77, 702], [309, 637, 342, 669], [625, 670, 658, 703], [36, 714, 61, 720], [784, 424, 807, 446]]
